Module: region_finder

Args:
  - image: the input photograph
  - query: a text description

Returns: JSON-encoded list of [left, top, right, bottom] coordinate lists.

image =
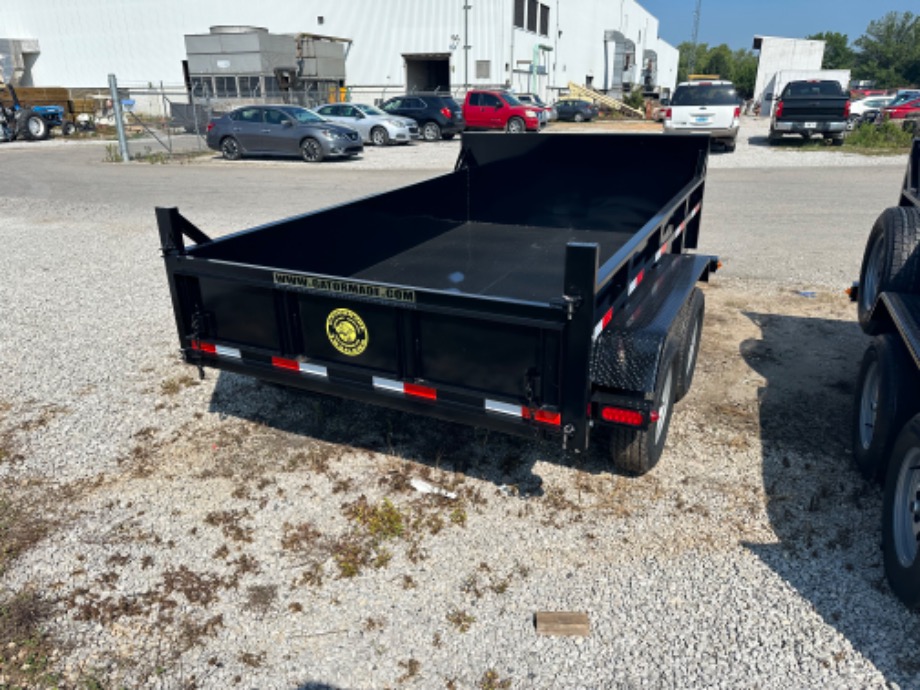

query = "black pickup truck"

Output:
[[157, 133, 717, 475], [851, 135, 920, 608], [768, 79, 850, 145]]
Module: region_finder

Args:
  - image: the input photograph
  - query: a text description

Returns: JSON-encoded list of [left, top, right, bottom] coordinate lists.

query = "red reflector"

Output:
[[635, 269, 645, 286], [601, 407, 644, 426], [601, 308, 613, 329], [271, 356, 300, 371], [405, 383, 437, 400], [192, 340, 216, 354], [523, 408, 561, 426]]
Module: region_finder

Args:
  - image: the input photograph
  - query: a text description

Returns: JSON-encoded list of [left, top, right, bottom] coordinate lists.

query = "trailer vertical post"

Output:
[[560, 242, 599, 452]]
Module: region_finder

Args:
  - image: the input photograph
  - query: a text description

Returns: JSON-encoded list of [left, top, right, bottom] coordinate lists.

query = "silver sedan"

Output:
[[314, 103, 420, 145]]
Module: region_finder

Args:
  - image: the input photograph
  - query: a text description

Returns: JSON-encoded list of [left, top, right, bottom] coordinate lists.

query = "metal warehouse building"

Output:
[[0, 0, 678, 107]]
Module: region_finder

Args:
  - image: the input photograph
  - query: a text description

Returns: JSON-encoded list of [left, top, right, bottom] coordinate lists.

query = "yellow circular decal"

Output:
[[326, 308, 368, 356]]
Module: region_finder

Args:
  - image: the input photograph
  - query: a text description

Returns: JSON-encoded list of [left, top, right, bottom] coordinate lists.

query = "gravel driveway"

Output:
[[1, 120, 918, 689]]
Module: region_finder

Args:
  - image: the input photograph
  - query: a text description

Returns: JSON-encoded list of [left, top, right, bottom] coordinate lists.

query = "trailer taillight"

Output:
[[191, 340, 217, 354], [600, 407, 645, 426]]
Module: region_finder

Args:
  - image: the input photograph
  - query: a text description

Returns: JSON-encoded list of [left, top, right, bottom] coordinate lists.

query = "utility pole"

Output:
[[688, 0, 702, 74], [463, 2, 471, 91]]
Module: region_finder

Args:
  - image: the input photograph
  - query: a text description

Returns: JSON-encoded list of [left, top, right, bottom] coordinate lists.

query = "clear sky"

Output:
[[637, 0, 918, 51]]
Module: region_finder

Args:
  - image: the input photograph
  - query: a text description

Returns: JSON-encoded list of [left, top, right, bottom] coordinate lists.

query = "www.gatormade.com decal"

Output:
[[273, 272, 415, 304], [326, 308, 368, 356]]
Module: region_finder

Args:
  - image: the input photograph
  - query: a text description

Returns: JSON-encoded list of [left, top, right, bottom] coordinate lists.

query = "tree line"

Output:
[[674, 11, 920, 98]]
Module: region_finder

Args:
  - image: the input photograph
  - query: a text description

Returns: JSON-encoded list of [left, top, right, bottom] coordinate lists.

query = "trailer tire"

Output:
[[220, 136, 242, 161], [881, 413, 920, 609], [674, 288, 705, 403], [20, 109, 49, 141], [858, 207, 920, 334], [609, 356, 677, 476], [852, 334, 919, 481]]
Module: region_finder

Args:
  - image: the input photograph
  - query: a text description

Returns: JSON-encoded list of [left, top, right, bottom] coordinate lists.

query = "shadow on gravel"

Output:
[[205, 371, 616, 496], [741, 311, 920, 683]]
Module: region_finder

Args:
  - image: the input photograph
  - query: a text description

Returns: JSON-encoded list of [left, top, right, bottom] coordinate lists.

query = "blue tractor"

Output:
[[0, 83, 66, 142]]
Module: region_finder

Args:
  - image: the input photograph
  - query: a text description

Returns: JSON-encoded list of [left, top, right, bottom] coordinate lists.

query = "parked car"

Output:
[[515, 92, 555, 125], [850, 95, 895, 117], [554, 99, 599, 122], [663, 80, 741, 152], [206, 105, 363, 162], [462, 90, 541, 132], [883, 97, 920, 120], [379, 93, 464, 141], [313, 102, 419, 145]]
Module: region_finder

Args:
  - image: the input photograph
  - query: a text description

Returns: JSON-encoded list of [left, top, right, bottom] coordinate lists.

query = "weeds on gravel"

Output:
[[0, 589, 58, 688], [160, 374, 198, 396], [845, 121, 914, 152], [446, 608, 476, 633], [479, 669, 513, 689], [0, 500, 52, 576], [397, 658, 421, 683]]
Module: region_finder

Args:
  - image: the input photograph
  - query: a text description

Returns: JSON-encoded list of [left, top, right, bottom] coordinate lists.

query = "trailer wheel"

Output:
[[882, 414, 920, 609], [674, 288, 705, 403], [19, 109, 49, 141], [609, 356, 677, 476], [852, 334, 919, 481], [220, 136, 242, 161], [858, 207, 920, 334]]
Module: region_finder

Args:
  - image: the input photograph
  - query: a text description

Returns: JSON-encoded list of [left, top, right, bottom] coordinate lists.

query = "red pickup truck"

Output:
[[462, 90, 541, 133]]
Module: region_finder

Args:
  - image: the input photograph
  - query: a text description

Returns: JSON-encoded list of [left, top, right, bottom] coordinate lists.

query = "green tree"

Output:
[[806, 31, 855, 70], [853, 11, 920, 87], [730, 49, 758, 98]]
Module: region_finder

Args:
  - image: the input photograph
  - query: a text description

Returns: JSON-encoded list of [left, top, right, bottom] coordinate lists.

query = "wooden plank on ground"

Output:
[[534, 611, 590, 636]]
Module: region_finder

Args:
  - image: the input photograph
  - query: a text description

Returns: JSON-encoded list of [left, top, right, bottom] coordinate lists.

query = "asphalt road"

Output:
[[2, 135, 907, 289]]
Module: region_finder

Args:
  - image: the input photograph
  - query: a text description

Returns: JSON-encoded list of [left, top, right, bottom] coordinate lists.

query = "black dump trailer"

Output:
[[851, 135, 920, 608], [157, 133, 717, 475]]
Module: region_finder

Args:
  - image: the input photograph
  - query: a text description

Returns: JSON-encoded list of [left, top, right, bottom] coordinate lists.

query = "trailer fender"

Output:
[[590, 253, 715, 396]]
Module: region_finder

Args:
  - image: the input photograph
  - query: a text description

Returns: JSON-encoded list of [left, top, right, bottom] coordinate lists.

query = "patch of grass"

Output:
[[397, 658, 421, 683], [845, 121, 914, 152], [345, 496, 405, 539], [160, 374, 198, 396], [446, 608, 476, 633], [281, 521, 322, 553], [478, 669, 512, 690], [0, 589, 58, 688]]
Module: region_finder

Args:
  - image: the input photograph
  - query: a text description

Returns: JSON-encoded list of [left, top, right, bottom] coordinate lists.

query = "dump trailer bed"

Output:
[[158, 132, 716, 474]]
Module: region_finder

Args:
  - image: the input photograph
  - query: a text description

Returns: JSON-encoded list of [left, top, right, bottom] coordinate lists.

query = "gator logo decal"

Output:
[[326, 308, 368, 356]]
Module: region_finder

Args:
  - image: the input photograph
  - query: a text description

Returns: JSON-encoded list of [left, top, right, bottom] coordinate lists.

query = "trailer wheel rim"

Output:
[[655, 366, 673, 445], [858, 360, 880, 450], [892, 446, 920, 568], [861, 234, 884, 314]]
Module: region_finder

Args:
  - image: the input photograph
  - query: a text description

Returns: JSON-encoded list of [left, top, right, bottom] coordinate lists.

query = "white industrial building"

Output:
[[752, 35, 825, 107], [1, 0, 679, 109]]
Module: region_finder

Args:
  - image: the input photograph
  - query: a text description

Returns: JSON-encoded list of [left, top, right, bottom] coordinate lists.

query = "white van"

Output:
[[663, 80, 741, 152]]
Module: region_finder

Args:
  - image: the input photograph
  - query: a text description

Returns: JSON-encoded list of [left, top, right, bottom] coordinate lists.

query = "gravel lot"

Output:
[[1, 117, 919, 689]]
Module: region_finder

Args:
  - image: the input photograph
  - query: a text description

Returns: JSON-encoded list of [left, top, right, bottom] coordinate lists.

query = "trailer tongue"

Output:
[[157, 132, 717, 474]]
